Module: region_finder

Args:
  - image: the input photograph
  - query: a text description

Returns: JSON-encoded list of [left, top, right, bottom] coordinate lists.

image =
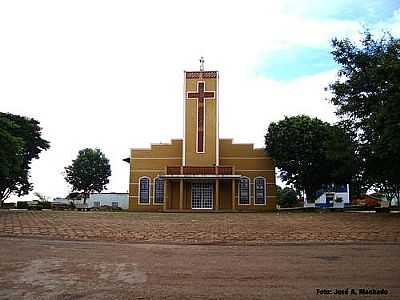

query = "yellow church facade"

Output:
[[127, 66, 276, 212]]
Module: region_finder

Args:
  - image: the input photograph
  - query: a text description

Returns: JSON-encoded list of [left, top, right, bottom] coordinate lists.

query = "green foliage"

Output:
[[64, 148, 111, 204], [276, 185, 282, 199], [265, 115, 355, 200], [16, 201, 29, 209], [33, 192, 52, 209], [1, 202, 16, 209], [277, 186, 298, 208], [0, 117, 24, 186], [329, 30, 400, 205], [66, 192, 82, 200], [0, 113, 50, 205]]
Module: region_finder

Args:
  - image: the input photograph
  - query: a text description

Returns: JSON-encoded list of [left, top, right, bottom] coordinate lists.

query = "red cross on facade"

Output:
[[187, 81, 215, 152]]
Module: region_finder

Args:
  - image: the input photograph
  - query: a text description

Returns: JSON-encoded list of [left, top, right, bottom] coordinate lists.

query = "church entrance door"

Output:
[[191, 182, 213, 209]]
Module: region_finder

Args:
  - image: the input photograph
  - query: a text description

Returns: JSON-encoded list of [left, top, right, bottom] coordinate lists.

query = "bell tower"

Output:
[[183, 58, 219, 166]]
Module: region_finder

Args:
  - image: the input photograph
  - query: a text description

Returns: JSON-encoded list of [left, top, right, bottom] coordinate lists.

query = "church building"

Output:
[[127, 60, 276, 212]]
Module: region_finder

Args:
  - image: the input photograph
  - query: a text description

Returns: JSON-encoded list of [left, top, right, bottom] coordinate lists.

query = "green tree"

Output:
[[265, 115, 355, 200], [276, 185, 282, 200], [0, 117, 23, 193], [0, 113, 50, 206], [64, 148, 111, 204], [329, 30, 400, 206], [277, 186, 298, 208]]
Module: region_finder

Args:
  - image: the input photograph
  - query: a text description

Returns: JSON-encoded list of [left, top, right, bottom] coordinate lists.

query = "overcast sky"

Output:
[[1, 0, 399, 201]]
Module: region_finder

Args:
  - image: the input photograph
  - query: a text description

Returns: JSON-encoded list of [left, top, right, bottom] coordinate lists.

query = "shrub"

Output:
[[17, 201, 29, 209]]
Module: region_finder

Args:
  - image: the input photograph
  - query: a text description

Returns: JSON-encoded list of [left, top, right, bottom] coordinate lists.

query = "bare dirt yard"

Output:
[[0, 211, 399, 299]]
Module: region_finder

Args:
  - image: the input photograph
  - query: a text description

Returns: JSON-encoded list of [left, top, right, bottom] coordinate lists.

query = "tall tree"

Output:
[[0, 113, 50, 206], [329, 30, 400, 205], [265, 115, 355, 200], [0, 117, 23, 186], [64, 148, 111, 204]]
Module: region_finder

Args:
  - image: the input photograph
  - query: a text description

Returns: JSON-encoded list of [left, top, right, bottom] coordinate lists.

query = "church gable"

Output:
[[219, 138, 276, 194], [131, 139, 183, 159], [219, 139, 273, 160]]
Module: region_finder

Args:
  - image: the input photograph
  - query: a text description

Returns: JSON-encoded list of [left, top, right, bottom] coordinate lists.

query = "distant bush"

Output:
[[277, 186, 299, 208], [1, 203, 16, 209], [91, 205, 122, 212], [41, 201, 52, 209], [52, 202, 71, 210], [17, 201, 29, 209]]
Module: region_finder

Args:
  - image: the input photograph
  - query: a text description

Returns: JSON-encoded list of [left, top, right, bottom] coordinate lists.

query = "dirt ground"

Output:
[[1, 237, 399, 300], [0, 211, 399, 299]]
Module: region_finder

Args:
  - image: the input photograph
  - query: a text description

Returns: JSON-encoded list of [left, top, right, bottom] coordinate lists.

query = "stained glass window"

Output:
[[239, 177, 250, 205], [139, 177, 150, 204], [254, 177, 266, 205], [154, 177, 164, 204]]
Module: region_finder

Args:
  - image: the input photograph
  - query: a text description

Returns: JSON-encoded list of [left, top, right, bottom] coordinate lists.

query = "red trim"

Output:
[[186, 71, 217, 79], [166, 166, 233, 175]]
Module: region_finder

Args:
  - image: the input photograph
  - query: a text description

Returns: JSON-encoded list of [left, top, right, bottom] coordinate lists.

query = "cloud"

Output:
[[280, 0, 399, 23], [255, 47, 336, 81], [374, 7, 400, 36]]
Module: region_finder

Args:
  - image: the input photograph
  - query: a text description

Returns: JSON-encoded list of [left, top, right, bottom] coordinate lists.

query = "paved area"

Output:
[[0, 237, 399, 299], [0, 210, 399, 244]]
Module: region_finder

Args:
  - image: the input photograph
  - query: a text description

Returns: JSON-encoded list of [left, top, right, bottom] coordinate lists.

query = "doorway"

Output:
[[191, 182, 213, 209]]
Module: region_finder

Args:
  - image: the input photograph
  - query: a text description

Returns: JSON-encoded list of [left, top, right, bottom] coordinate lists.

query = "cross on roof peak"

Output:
[[199, 56, 205, 71]]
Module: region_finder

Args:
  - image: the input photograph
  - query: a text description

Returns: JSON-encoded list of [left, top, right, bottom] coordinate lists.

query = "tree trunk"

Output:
[[305, 188, 314, 203], [0, 189, 12, 206]]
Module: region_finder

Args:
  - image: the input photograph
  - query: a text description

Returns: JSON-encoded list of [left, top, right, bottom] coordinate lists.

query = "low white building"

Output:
[[87, 193, 129, 209], [304, 184, 350, 209], [55, 193, 129, 209]]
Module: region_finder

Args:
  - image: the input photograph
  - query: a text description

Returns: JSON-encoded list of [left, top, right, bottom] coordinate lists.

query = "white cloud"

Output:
[[376, 8, 400, 35]]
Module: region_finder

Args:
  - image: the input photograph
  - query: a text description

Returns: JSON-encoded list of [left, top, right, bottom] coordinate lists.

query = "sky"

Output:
[[1, 0, 399, 201]]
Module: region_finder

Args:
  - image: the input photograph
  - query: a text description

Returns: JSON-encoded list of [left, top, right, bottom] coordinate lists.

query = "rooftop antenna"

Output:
[[200, 56, 205, 72]]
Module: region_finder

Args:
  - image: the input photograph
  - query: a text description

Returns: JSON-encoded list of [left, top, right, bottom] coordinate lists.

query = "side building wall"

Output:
[[219, 139, 277, 211], [129, 139, 182, 211]]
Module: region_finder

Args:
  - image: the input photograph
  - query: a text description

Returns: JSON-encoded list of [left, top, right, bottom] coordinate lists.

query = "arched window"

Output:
[[239, 177, 250, 205], [153, 177, 164, 204], [139, 177, 150, 204], [254, 177, 266, 205]]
